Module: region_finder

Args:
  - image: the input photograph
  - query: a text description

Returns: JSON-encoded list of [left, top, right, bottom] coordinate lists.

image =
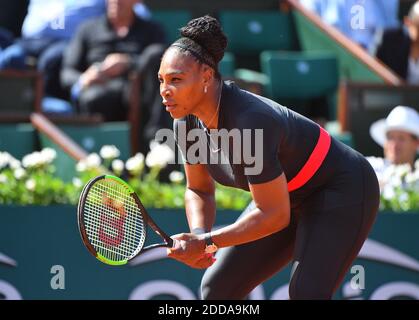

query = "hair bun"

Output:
[[180, 15, 227, 64]]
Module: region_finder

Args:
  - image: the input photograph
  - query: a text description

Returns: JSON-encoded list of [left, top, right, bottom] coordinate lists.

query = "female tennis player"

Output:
[[158, 15, 380, 300]]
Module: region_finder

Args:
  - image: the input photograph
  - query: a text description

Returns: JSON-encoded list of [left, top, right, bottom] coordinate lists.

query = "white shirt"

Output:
[[366, 156, 392, 185], [366, 156, 418, 196]]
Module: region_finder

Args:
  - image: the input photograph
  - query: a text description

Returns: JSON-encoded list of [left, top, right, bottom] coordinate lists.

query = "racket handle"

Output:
[[166, 237, 176, 248], [169, 238, 177, 248]]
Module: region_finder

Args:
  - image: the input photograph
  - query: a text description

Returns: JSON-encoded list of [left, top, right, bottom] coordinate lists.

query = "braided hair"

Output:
[[170, 15, 228, 78]]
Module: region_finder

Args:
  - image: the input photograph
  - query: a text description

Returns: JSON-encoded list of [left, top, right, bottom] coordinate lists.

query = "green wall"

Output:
[[1, 206, 418, 300]]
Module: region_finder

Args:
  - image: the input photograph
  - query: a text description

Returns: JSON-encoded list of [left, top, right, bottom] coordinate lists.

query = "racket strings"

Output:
[[85, 183, 144, 261], [91, 181, 145, 253], [83, 179, 146, 262]]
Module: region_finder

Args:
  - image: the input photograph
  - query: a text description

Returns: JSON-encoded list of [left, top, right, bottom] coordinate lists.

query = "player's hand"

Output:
[[100, 53, 131, 78], [167, 233, 216, 269]]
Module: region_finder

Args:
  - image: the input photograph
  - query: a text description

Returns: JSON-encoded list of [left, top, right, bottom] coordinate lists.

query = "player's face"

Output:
[[384, 130, 418, 165], [158, 48, 208, 119]]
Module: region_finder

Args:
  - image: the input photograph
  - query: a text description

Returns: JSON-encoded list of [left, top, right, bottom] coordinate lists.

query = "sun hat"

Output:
[[369, 106, 419, 150]]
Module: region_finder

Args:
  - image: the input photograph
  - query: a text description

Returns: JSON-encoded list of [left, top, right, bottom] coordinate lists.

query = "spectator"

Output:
[[376, 1, 419, 84], [0, 27, 14, 50], [0, 0, 28, 38], [0, 0, 106, 100], [61, 0, 168, 151], [367, 106, 419, 189], [300, 0, 399, 53]]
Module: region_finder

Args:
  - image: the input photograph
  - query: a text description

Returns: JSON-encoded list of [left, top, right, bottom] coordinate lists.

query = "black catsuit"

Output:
[[174, 81, 380, 300]]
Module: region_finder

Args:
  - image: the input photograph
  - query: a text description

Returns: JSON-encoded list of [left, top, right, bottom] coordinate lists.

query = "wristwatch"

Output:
[[204, 232, 218, 254]]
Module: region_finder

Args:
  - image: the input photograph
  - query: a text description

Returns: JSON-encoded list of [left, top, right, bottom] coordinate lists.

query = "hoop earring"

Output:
[[204, 86, 208, 94]]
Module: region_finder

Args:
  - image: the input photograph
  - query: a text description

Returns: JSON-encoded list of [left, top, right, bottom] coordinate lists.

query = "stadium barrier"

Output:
[[0, 206, 418, 300]]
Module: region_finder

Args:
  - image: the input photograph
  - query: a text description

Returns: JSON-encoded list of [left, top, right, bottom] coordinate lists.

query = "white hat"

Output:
[[369, 106, 419, 150]]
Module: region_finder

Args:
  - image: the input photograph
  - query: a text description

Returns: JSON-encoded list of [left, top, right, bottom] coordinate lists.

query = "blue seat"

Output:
[[220, 10, 296, 55], [260, 51, 339, 100]]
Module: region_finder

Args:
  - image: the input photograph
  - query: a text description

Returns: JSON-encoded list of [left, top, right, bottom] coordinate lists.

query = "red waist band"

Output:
[[287, 126, 331, 192]]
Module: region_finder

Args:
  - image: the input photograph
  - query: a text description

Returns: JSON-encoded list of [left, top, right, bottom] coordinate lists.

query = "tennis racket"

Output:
[[77, 175, 174, 265]]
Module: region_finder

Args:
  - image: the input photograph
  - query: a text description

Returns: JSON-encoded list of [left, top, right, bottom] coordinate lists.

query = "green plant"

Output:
[[377, 161, 419, 212], [0, 150, 80, 205], [7, 145, 418, 212], [3, 146, 418, 212], [0, 144, 251, 209]]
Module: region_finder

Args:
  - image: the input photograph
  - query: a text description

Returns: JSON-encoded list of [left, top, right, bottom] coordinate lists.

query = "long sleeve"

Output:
[[60, 21, 90, 91]]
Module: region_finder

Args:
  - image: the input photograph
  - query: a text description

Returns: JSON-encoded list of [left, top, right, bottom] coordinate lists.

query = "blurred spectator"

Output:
[[133, 1, 152, 20], [0, 27, 14, 50], [300, 0, 399, 53], [367, 106, 419, 189], [61, 0, 168, 151], [0, 0, 28, 38], [0, 0, 106, 101], [376, 1, 419, 84]]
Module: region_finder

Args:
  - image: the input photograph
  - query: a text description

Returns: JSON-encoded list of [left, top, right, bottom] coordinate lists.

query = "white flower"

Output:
[[0, 152, 12, 169], [25, 179, 36, 191], [22, 151, 43, 168], [76, 160, 87, 172], [0, 174, 7, 183], [76, 153, 102, 172], [169, 171, 184, 183], [145, 143, 175, 168], [382, 164, 396, 181], [405, 171, 419, 185], [86, 153, 101, 168], [9, 158, 21, 170], [388, 175, 402, 188], [149, 140, 159, 151], [125, 153, 144, 174], [366, 156, 384, 171], [100, 145, 120, 160], [40, 148, 56, 164], [394, 164, 411, 178], [112, 159, 124, 174], [382, 184, 396, 200], [399, 191, 409, 203], [14, 168, 26, 180], [72, 177, 83, 188]]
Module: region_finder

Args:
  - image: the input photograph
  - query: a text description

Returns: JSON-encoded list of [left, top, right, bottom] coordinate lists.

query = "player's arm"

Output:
[[167, 162, 216, 268], [209, 172, 290, 248], [168, 173, 290, 267], [184, 162, 216, 234]]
